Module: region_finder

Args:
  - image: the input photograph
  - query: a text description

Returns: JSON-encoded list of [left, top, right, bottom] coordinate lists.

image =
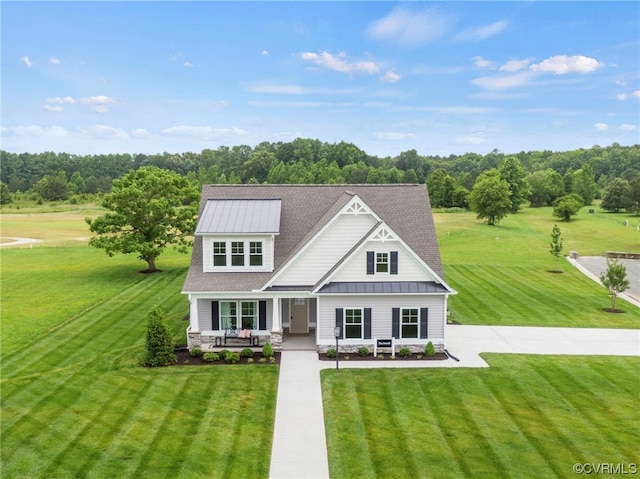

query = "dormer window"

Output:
[[213, 242, 226, 266], [250, 242, 263, 266], [232, 242, 244, 266]]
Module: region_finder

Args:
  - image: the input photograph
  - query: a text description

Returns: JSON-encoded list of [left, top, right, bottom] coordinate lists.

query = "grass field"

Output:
[[434, 205, 640, 328], [1, 246, 278, 478], [322, 354, 640, 479]]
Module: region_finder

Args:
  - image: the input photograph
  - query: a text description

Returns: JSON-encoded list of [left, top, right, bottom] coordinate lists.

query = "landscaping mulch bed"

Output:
[[318, 352, 448, 361], [173, 348, 281, 366]]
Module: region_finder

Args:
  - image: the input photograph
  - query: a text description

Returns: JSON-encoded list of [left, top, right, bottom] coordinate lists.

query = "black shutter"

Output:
[[212, 301, 220, 330], [366, 251, 375, 274], [420, 308, 428, 339], [364, 308, 372, 339], [390, 251, 398, 275], [392, 308, 400, 338], [258, 301, 267, 330], [335, 308, 343, 339]]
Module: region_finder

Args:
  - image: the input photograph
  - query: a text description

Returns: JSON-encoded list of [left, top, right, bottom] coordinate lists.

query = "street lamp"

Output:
[[333, 326, 340, 370]]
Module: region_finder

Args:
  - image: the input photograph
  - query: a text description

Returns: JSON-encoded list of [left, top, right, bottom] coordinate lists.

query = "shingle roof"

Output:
[[182, 184, 445, 293], [195, 199, 281, 234]]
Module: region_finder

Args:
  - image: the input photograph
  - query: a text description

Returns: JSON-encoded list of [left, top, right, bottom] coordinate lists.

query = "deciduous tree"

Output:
[[86, 166, 199, 272], [468, 169, 512, 225], [552, 194, 584, 222], [600, 259, 630, 312], [601, 177, 631, 212], [499, 156, 530, 212], [549, 224, 563, 272]]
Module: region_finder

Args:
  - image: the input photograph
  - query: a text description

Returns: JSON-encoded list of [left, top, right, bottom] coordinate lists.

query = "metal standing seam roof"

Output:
[[317, 281, 450, 294], [195, 198, 282, 234]]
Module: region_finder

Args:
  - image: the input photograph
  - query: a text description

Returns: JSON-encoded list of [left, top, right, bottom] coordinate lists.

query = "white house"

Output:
[[182, 184, 456, 352]]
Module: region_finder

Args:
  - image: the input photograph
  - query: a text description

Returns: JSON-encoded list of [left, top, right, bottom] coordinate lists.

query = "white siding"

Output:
[[331, 241, 439, 283], [317, 295, 445, 342], [197, 297, 273, 333], [273, 213, 376, 285], [201, 235, 274, 272]]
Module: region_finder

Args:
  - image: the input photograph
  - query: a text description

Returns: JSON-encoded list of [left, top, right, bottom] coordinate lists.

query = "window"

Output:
[[221, 301, 238, 329], [250, 241, 263, 266], [213, 242, 226, 266], [376, 253, 389, 273], [345, 309, 363, 339], [241, 301, 258, 329], [401, 308, 419, 338], [231, 242, 244, 266]]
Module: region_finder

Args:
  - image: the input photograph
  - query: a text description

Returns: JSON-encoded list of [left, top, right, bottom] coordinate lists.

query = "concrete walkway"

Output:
[[268, 326, 640, 478]]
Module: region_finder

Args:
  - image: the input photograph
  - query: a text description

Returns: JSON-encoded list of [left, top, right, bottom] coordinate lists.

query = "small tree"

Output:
[[143, 307, 177, 367], [549, 224, 563, 272], [468, 169, 512, 225], [600, 259, 630, 312], [552, 194, 584, 222]]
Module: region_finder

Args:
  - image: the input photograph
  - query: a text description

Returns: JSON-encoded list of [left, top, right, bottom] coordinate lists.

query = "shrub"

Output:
[[262, 343, 274, 358], [425, 341, 436, 357], [218, 349, 230, 360], [326, 348, 337, 358], [376, 354, 385, 359], [269, 356, 276, 364], [143, 307, 177, 367], [416, 354, 423, 359], [189, 348, 203, 357], [259, 357, 267, 364], [398, 347, 412, 358], [240, 348, 254, 358], [357, 346, 369, 357], [203, 352, 219, 362], [225, 352, 240, 364], [247, 358, 254, 364]]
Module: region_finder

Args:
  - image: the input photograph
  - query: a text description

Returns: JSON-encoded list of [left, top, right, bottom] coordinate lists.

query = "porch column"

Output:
[[189, 295, 199, 331], [271, 298, 281, 332]]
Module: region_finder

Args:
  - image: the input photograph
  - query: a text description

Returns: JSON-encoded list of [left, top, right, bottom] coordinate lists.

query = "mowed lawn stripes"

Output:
[[1, 262, 278, 479], [321, 355, 639, 479]]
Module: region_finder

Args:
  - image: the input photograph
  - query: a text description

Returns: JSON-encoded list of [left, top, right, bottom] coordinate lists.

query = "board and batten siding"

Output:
[[273, 213, 376, 285], [317, 295, 445, 342], [196, 297, 273, 332], [332, 241, 438, 283]]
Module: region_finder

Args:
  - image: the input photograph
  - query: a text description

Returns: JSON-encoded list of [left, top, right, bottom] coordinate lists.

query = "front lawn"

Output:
[[322, 354, 639, 479], [1, 246, 278, 479]]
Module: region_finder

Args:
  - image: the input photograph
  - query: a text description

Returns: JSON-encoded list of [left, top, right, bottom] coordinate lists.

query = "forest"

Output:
[[1, 139, 639, 215]]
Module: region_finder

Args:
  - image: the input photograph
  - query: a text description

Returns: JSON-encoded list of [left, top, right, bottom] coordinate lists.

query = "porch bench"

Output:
[[224, 328, 259, 346]]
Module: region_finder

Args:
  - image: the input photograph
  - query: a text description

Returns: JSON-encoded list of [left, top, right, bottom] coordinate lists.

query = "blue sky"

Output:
[[2, 1, 639, 157]]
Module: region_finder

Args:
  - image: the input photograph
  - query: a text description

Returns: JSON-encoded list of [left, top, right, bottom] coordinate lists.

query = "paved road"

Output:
[[571, 256, 640, 305]]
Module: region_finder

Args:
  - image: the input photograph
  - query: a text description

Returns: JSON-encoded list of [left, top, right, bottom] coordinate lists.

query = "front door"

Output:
[[290, 298, 308, 334]]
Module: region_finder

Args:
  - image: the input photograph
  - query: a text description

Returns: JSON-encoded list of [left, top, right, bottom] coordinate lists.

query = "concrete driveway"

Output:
[[445, 325, 640, 367]]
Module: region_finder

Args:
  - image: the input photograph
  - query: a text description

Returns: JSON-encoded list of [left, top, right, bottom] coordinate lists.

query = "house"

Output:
[[182, 184, 456, 353]]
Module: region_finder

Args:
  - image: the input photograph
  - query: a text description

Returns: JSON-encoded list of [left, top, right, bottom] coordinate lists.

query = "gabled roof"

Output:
[[182, 184, 445, 293], [195, 198, 282, 234]]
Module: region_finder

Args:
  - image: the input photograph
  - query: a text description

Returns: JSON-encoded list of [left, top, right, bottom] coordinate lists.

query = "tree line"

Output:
[[1, 139, 639, 217]]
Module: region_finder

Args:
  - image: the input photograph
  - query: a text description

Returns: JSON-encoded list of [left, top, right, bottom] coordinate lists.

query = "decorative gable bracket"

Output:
[[370, 226, 397, 243]]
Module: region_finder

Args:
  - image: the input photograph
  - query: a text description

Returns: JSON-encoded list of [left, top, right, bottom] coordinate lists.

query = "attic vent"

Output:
[[372, 227, 397, 242], [345, 200, 368, 216]]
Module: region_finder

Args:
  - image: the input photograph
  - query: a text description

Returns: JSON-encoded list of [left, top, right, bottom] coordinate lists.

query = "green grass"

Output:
[[322, 354, 640, 479], [1, 245, 278, 478], [434, 206, 640, 328]]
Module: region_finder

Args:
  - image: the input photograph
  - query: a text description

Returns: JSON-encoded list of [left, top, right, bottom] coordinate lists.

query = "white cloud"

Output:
[[380, 70, 401, 83], [366, 6, 452, 46], [594, 123, 608, 131], [20, 56, 33, 68], [620, 124, 637, 131], [373, 131, 416, 140], [262, 50, 269, 56], [472, 71, 535, 90], [456, 133, 486, 145], [43, 105, 64, 112], [456, 20, 508, 42], [530, 55, 602, 75], [248, 83, 306, 95], [500, 59, 530, 72], [79, 95, 119, 113], [473, 56, 495, 69], [77, 125, 128, 139], [633, 90, 640, 99], [50, 57, 61, 65], [131, 128, 151, 138], [183, 61, 193, 67], [47, 96, 76, 104], [300, 51, 379, 75], [161, 125, 249, 140], [617, 93, 628, 101], [1, 125, 68, 138]]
